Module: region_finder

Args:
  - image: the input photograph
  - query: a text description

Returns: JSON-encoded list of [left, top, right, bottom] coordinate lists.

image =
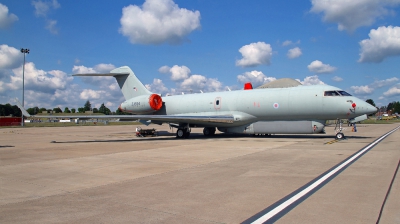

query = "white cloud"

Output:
[[32, 0, 60, 17], [299, 75, 325, 85], [358, 26, 400, 63], [287, 47, 302, 59], [237, 70, 276, 87], [145, 78, 169, 95], [31, 0, 60, 34], [0, 3, 18, 29], [7, 62, 72, 92], [370, 77, 399, 88], [158, 65, 191, 81], [80, 89, 105, 100], [310, 0, 400, 31], [236, 42, 273, 67], [307, 60, 337, 74], [332, 76, 343, 82], [180, 74, 222, 92], [119, 0, 201, 45], [45, 19, 58, 34], [0, 45, 22, 69], [350, 85, 374, 95], [282, 40, 300, 46], [282, 40, 293, 46], [383, 86, 400, 97], [170, 65, 190, 81], [72, 64, 116, 86]]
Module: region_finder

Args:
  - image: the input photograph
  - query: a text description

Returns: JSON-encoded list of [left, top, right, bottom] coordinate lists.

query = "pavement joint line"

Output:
[[243, 125, 400, 224]]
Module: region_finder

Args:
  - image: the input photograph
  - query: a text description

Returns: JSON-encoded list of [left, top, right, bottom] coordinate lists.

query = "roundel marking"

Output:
[[273, 103, 279, 109]]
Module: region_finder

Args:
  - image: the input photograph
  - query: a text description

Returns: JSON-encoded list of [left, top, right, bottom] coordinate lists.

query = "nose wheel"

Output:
[[334, 119, 346, 139]]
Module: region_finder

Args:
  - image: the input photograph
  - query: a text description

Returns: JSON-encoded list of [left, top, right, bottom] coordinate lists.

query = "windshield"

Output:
[[324, 90, 352, 96]]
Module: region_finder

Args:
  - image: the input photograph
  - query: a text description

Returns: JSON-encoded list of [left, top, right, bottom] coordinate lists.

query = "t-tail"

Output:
[[74, 66, 163, 114], [73, 66, 152, 100]]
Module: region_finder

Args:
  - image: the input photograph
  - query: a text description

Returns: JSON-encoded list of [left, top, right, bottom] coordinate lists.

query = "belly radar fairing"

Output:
[[16, 66, 377, 139]]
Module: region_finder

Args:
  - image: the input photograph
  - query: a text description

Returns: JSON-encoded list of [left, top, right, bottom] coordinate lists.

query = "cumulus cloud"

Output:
[[298, 75, 325, 85], [287, 47, 302, 59], [307, 60, 337, 74], [236, 42, 273, 67], [310, 0, 400, 32], [358, 26, 400, 63], [383, 86, 400, 97], [350, 85, 374, 95], [180, 74, 222, 92], [349, 77, 399, 96], [159, 65, 191, 81], [0, 62, 72, 95], [145, 78, 169, 95], [0, 45, 22, 69], [370, 77, 399, 88], [72, 64, 116, 86], [332, 76, 343, 82], [237, 70, 276, 87], [0, 3, 18, 29], [119, 0, 201, 45]]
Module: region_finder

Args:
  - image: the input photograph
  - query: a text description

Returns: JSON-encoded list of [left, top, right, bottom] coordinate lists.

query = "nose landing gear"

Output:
[[334, 119, 346, 139]]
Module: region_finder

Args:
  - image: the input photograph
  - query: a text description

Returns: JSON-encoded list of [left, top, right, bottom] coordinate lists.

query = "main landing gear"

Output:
[[176, 128, 190, 138], [203, 127, 216, 136], [334, 119, 345, 139]]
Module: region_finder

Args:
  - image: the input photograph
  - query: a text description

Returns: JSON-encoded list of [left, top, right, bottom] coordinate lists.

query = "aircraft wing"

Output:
[[15, 99, 234, 124]]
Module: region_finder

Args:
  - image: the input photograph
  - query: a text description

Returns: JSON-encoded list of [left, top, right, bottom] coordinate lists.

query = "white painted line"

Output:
[[251, 126, 400, 224]]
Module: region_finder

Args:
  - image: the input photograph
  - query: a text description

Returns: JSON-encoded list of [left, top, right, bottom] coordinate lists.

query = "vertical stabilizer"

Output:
[[73, 66, 152, 100], [111, 66, 152, 100]]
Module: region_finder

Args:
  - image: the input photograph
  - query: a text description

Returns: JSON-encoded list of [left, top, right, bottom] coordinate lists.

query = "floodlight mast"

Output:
[[20, 48, 29, 127]]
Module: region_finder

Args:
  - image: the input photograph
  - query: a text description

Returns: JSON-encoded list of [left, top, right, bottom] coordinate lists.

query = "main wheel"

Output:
[[176, 129, 185, 138], [336, 132, 345, 139], [203, 127, 210, 136]]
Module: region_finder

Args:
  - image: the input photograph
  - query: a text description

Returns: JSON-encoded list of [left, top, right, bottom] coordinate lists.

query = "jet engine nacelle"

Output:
[[119, 94, 163, 114], [218, 120, 326, 134]]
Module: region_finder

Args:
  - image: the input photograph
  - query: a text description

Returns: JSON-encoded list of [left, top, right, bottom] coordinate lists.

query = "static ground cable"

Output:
[[376, 159, 400, 224]]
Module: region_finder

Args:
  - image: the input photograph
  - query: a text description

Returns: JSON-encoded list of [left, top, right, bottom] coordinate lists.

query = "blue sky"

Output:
[[1, 0, 399, 111]]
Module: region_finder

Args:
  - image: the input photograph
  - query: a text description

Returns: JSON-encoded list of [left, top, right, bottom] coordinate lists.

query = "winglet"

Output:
[[14, 98, 32, 117]]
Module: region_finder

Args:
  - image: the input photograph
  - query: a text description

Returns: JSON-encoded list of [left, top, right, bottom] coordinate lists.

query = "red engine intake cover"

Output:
[[149, 94, 163, 110]]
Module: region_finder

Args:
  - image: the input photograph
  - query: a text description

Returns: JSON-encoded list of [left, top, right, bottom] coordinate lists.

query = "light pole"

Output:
[[20, 48, 29, 127]]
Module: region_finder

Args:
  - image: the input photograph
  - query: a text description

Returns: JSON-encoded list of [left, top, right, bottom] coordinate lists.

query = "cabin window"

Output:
[[216, 100, 220, 105]]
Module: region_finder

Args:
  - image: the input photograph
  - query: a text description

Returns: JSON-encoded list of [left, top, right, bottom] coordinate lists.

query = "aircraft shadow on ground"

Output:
[[50, 132, 372, 144]]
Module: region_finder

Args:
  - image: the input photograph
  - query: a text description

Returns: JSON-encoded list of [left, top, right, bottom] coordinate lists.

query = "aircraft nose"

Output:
[[358, 101, 377, 115]]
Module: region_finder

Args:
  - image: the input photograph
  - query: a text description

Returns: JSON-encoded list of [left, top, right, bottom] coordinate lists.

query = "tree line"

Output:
[[365, 99, 400, 114], [1, 100, 130, 117]]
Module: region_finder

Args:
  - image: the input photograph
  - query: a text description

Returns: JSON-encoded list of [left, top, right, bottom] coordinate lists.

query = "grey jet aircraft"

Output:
[[16, 66, 377, 139]]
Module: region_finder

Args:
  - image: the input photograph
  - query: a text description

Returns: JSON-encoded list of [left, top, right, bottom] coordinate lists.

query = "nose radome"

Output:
[[359, 101, 377, 114]]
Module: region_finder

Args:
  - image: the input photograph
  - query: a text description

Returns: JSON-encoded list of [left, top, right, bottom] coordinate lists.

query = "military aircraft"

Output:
[[16, 66, 377, 139]]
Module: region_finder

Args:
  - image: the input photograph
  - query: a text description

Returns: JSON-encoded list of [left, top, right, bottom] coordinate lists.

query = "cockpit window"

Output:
[[337, 90, 352, 96], [324, 91, 340, 96], [324, 90, 352, 96]]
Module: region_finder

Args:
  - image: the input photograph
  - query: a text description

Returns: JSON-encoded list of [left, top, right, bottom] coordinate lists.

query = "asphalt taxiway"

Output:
[[0, 123, 399, 223]]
